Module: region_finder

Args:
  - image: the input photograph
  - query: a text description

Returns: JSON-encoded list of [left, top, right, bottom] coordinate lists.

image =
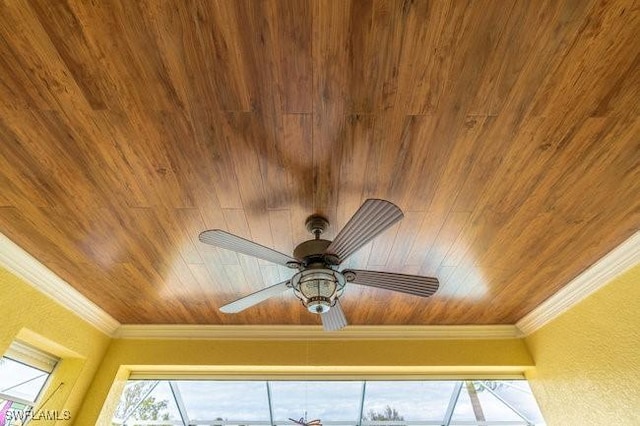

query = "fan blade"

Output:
[[199, 229, 297, 266], [344, 269, 439, 298], [326, 199, 403, 262], [219, 280, 290, 313], [321, 299, 348, 331]]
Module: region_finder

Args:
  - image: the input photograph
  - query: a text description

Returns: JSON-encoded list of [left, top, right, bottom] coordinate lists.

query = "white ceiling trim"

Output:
[[114, 324, 523, 340], [516, 230, 640, 336], [0, 233, 120, 336]]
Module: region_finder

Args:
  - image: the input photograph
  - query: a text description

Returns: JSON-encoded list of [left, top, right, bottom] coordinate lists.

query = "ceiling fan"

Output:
[[199, 199, 439, 331]]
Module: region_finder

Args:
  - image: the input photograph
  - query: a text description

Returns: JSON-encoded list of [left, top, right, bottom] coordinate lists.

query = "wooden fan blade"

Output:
[[344, 269, 439, 298], [326, 199, 403, 262], [321, 299, 348, 331], [219, 280, 290, 313], [199, 229, 297, 266]]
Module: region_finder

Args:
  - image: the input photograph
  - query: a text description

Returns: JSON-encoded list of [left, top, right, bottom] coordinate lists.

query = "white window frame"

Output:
[[0, 341, 59, 418]]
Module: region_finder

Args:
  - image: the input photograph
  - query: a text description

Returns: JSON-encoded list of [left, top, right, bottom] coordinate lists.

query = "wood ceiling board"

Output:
[[1, 0, 638, 326]]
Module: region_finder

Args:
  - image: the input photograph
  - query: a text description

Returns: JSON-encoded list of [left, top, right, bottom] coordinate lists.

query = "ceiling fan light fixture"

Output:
[[291, 268, 346, 314]]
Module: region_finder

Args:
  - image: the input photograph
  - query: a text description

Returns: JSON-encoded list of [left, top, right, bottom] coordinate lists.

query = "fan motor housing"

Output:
[[293, 239, 337, 265]]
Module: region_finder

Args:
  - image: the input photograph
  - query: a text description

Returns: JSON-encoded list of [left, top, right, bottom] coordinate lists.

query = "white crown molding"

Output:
[[114, 324, 522, 340], [517, 231, 640, 336], [0, 233, 120, 336]]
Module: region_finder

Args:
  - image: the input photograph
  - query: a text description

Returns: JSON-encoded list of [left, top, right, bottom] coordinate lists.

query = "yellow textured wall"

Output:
[[525, 264, 640, 425], [78, 337, 533, 424], [0, 267, 112, 426]]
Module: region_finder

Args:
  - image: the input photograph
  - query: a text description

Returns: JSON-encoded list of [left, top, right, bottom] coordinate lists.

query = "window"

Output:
[[0, 341, 58, 425], [112, 379, 545, 425]]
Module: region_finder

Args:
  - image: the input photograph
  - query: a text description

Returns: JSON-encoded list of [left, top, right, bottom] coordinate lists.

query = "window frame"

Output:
[[0, 340, 59, 423], [111, 378, 544, 426]]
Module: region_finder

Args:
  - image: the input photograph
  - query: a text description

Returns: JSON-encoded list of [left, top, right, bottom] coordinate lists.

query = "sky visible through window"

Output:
[[112, 379, 545, 426], [0, 355, 55, 426], [0, 357, 49, 402]]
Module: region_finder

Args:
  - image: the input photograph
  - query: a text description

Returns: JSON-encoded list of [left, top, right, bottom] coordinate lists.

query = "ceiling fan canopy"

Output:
[[198, 199, 439, 331]]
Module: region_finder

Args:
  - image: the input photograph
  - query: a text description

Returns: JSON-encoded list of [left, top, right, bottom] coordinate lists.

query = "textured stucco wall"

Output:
[[0, 267, 112, 426], [525, 264, 640, 425]]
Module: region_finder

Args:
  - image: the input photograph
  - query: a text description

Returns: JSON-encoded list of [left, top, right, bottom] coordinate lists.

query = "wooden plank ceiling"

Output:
[[1, 0, 638, 326]]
